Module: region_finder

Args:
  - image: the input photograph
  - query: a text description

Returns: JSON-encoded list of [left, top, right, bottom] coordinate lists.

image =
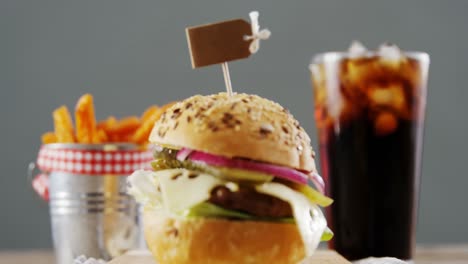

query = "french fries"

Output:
[[97, 116, 118, 131], [140, 105, 159, 121], [75, 94, 98, 143], [95, 128, 109, 143], [107, 116, 140, 135], [41, 94, 175, 145], [132, 102, 175, 144], [41, 132, 57, 144], [53, 106, 75, 143]]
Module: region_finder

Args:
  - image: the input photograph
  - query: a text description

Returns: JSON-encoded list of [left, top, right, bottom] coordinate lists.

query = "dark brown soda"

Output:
[[320, 118, 420, 260]]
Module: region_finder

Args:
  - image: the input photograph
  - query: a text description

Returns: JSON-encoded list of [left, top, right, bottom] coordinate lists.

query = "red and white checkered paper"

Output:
[[32, 173, 49, 201], [36, 146, 153, 175]]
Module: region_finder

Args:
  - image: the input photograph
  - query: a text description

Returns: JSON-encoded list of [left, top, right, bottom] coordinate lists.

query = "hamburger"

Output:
[[127, 92, 333, 264]]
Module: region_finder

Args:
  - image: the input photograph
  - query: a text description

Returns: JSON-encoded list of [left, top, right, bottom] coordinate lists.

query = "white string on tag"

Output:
[[221, 11, 271, 97], [244, 11, 271, 54]]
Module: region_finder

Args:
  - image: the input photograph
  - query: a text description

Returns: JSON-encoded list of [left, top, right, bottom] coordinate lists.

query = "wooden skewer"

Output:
[[221, 62, 233, 96]]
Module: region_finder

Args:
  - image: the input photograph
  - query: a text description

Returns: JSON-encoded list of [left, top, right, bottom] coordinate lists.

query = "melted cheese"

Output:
[[256, 182, 327, 257], [157, 169, 227, 213], [127, 169, 233, 213], [127, 170, 162, 209]]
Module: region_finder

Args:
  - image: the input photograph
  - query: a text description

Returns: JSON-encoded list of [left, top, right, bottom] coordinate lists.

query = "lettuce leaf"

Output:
[[183, 202, 253, 219], [182, 202, 293, 222], [321, 227, 334, 241]]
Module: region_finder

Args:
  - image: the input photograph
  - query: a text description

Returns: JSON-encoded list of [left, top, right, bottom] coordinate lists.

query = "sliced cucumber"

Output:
[[296, 184, 333, 207], [202, 165, 274, 182], [151, 157, 273, 183]]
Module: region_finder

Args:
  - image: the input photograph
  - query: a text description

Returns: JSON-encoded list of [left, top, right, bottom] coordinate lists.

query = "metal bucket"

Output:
[[30, 143, 152, 264]]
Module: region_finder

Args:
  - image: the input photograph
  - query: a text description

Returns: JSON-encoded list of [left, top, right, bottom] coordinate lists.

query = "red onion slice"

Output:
[[176, 148, 193, 161], [187, 150, 308, 185], [309, 172, 325, 194]]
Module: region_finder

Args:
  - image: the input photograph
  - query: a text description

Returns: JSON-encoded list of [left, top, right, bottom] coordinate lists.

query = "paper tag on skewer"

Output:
[[186, 11, 270, 68], [185, 11, 270, 95], [186, 19, 252, 68]]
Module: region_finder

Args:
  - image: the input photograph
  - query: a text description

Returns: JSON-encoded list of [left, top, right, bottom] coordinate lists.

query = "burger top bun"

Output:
[[149, 92, 316, 172]]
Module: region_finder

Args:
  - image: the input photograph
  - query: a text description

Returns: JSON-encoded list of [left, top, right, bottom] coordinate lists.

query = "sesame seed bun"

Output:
[[143, 209, 305, 264], [149, 93, 316, 172]]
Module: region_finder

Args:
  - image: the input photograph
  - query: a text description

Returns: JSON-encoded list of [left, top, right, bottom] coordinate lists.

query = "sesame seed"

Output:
[[171, 109, 182, 119], [259, 127, 272, 136], [207, 121, 219, 132], [158, 128, 167, 138], [260, 123, 274, 132], [230, 102, 238, 110], [223, 112, 234, 120]]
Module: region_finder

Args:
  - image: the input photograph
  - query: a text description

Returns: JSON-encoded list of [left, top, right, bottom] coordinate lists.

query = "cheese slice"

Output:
[[157, 169, 228, 213], [127, 169, 235, 213], [127, 170, 162, 209], [256, 182, 327, 257]]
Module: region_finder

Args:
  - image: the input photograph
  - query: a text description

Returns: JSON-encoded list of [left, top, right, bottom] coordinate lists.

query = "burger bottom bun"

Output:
[[143, 209, 305, 264]]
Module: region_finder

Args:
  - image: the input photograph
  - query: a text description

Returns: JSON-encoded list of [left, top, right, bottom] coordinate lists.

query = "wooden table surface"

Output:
[[1, 245, 467, 264]]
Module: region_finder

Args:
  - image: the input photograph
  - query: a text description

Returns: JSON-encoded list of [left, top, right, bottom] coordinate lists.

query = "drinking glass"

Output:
[[310, 49, 429, 261]]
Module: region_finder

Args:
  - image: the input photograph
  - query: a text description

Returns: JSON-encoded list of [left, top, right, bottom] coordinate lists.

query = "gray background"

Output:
[[1, 0, 467, 249]]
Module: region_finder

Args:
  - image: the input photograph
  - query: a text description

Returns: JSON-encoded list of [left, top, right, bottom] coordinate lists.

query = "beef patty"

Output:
[[208, 185, 293, 218]]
